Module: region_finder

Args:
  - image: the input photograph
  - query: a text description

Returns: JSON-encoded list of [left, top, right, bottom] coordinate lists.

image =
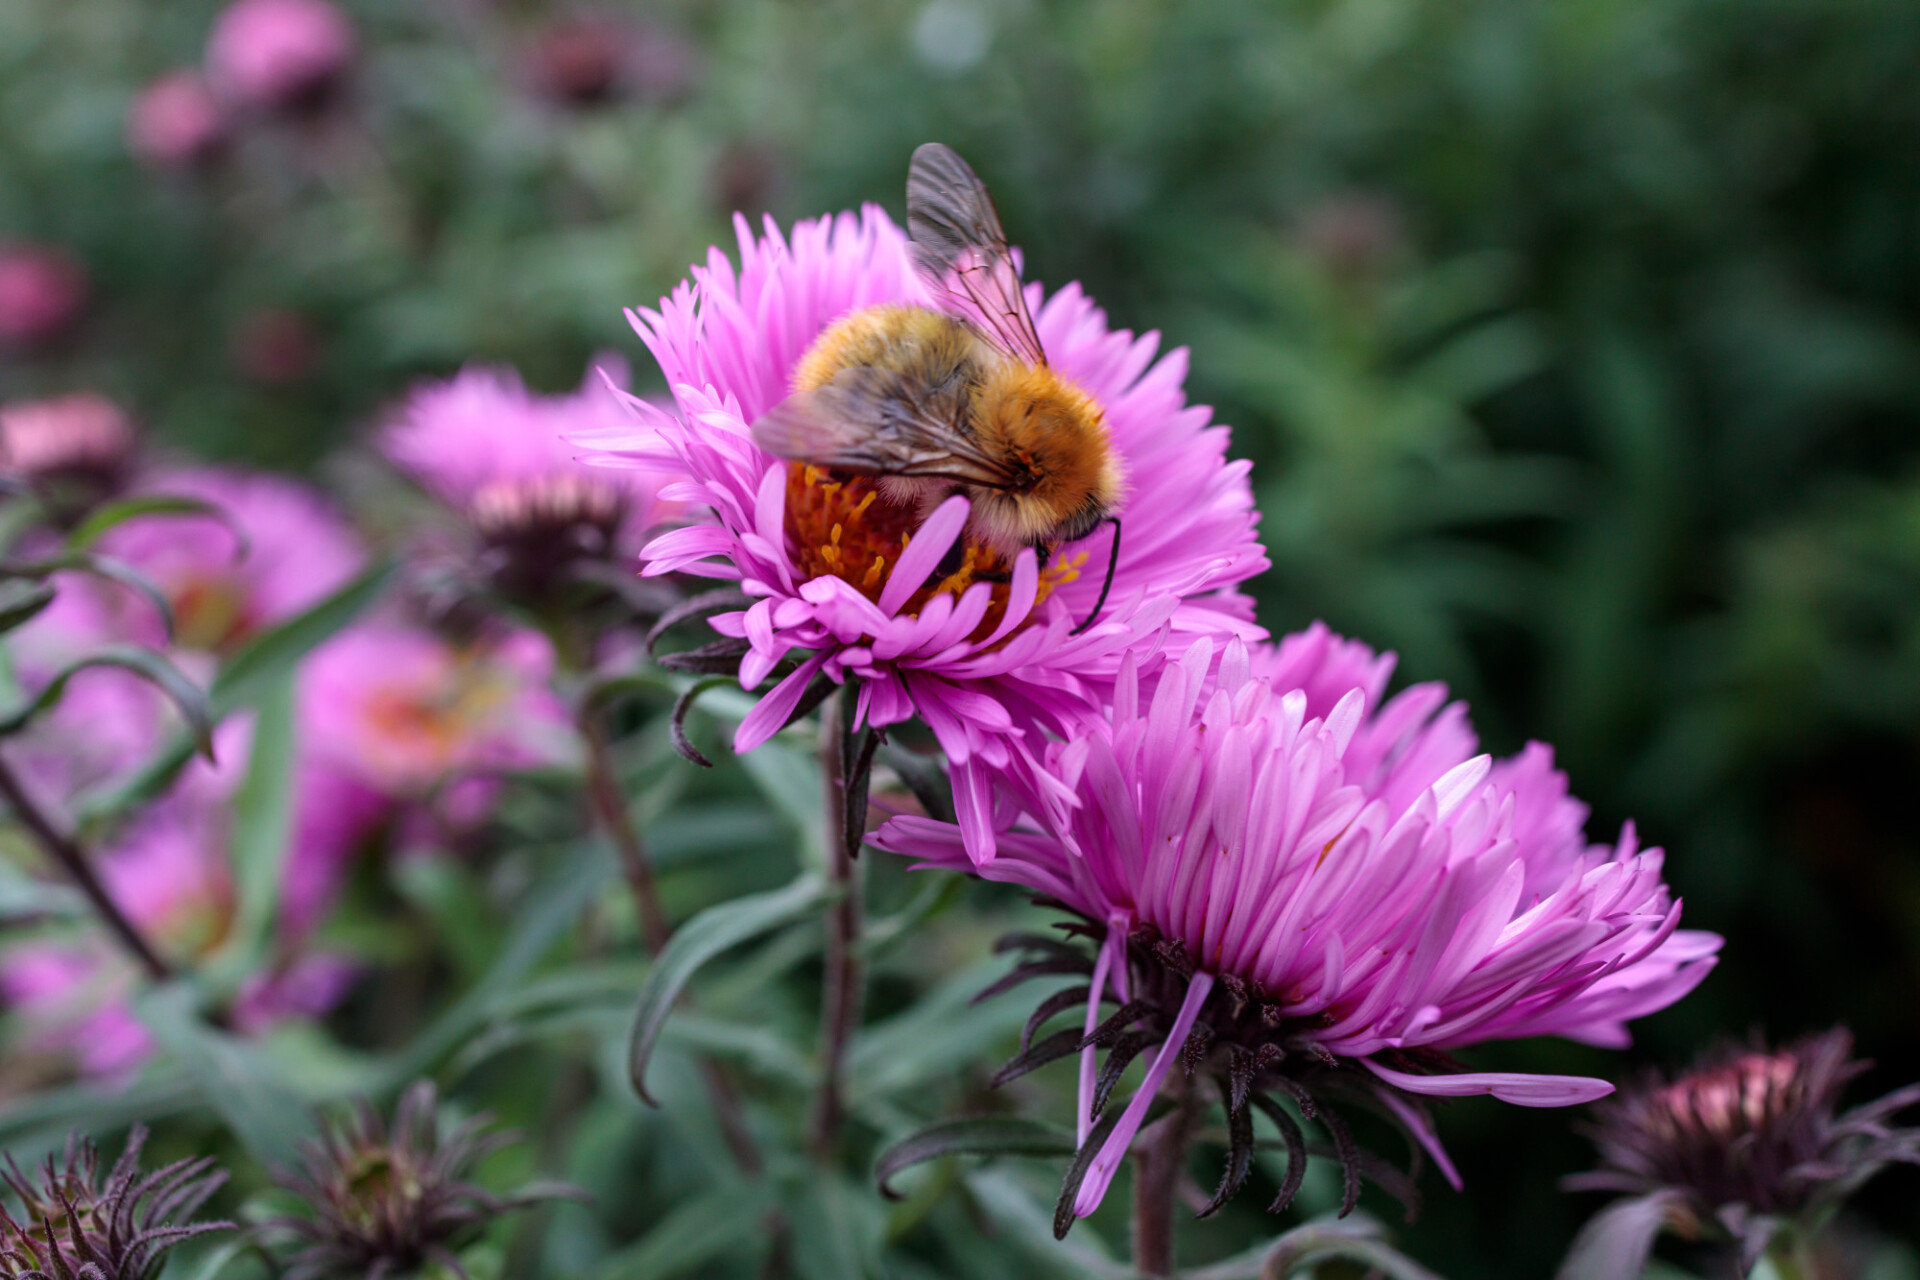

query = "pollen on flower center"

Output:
[[784, 464, 1081, 634]]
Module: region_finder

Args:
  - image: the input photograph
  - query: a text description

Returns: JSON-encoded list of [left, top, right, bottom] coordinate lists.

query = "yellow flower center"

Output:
[[784, 465, 1085, 640]]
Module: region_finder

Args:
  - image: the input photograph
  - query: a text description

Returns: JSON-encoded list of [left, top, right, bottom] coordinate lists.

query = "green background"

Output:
[[4, 0, 1919, 1274]]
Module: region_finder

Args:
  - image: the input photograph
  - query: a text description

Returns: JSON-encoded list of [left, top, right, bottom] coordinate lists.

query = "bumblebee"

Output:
[[752, 143, 1123, 630]]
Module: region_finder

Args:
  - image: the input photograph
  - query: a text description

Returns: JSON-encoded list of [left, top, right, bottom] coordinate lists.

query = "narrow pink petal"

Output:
[[1370, 1084, 1463, 1191], [1361, 1059, 1614, 1106], [878, 494, 969, 615], [1074, 971, 1215, 1218], [732, 652, 828, 753]]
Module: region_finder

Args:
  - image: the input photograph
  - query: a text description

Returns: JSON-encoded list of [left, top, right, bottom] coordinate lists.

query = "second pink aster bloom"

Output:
[[92, 464, 365, 653], [872, 624, 1722, 1224], [205, 0, 355, 114], [383, 364, 670, 613], [301, 623, 575, 808], [584, 209, 1266, 862]]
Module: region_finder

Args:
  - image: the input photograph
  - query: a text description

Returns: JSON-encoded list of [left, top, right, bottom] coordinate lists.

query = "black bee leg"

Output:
[[1068, 518, 1123, 637], [934, 537, 967, 580]]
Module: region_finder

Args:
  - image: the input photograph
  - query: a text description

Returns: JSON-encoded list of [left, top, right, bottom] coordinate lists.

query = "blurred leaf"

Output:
[[203, 673, 296, 993], [0, 578, 55, 633], [376, 838, 616, 1090], [788, 1174, 885, 1280], [211, 562, 394, 716], [1185, 1213, 1443, 1280], [1554, 1191, 1687, 1280], [627, 872, 834, 1104], [874, 1116, 1075, 1199], [591, 1181, 774, 1280], [135, 983, 315, 1164], [65, 494, 247, 557], [0, 1072, 198, 1161], [1, 551, 177, 642], [0, 644, 212, 756]]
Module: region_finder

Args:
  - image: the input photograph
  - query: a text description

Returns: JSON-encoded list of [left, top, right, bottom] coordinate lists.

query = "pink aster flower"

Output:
[[0, 244, 88, 350], [206, 0, 355, 113], [127, 70, 228, 170], [90, 465, 364, 653], [383, 364, 671, 613], [872, 624, 1721, 1225], [300, 623, 575, 805], [583, 208, 1266, 862], [0, 780, 355, 1082]]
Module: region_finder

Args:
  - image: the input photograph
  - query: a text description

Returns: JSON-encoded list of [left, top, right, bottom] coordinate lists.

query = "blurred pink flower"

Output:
[[301, 623, 575, 802], [230, 308, 321, 385], [581, 208, 1266, 863], [127, 71, 228, 169], [206, 0, 355, 113], [873, 625, 1721, 1220], [0, 245, 88, 349], [0, 778, 357, 1082], [383, 363, 665, 555], [92, 465, 365, 653], [0, 393, 138, 523]]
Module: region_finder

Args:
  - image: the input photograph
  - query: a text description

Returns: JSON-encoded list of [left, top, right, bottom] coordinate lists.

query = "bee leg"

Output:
[[1067, 518, 1123, 637], [935, 537, 967, 580]]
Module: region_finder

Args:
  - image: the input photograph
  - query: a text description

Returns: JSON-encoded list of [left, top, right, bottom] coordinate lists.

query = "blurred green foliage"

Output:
[[4, 0, 1920, 1274]]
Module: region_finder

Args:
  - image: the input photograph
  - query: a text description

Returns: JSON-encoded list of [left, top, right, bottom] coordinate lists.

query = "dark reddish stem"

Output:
[[811, 694, 866, 1161], [0, 749, 172, 981], [579, 702, 762, 1176], [1131, 1084, 1197, 1278]]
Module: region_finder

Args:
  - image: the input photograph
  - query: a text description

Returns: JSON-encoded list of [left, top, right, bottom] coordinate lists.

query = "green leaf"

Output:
[[375, 839, 616, 1090], [65, 494, 246, 556], [787, 1174, 884, 1280], [0, 645, 213, 756], [135, 983, 315, 1164], [591, 1181, 773, 1280], [1, 551, 179, 642], [212, 562, 394, 715], [874, 1115, 1076, 1198], [0, 1072, 198, 1161], [0, 579, 55, 633], [202, 674, 296, 992], [627, 872, 834, 1104]]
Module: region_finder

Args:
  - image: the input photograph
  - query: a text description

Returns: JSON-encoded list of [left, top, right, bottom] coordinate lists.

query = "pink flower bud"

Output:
[[0, 244, 88, 349], [206, 0, 355, 114], [127, 70, 228, 169]]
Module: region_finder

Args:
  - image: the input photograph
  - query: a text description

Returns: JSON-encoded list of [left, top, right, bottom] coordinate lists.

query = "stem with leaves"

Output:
[[812, 685, 875, 1161], [0, 748, 172, 981], [576, 699, 764, 1178], [1132, 1083, 1198, 1278]]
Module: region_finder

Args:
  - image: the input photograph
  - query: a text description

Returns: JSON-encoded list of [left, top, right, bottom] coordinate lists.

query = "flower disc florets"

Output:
[[580, 209, 1267, 862], [266, 1081, 573, 1280], [384, 366, 665, 618], [0, 395, 137, 527], [873, 624, 1722, 1225], [0, 1127, 230, 1280], [1563, 1029, 1920, 1267]]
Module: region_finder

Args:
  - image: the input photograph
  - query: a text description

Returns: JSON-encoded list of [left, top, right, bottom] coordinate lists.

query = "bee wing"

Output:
[[906, 142, 1049, 368], [751, 366, 1022, 489]]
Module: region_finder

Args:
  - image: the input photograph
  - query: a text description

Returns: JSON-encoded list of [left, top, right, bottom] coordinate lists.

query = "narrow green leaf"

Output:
[[135, 983, 315, 1163], [203, 674, 296, 992], [875, 1116, 1076, 1199], [374, 839, 615, 1089], [65, 494, 244, 555], [788, 1175, 885, 1280], [627, 873, 833, 1104], [591, 1181, 773, 1280], [0, 645, 213, 756], [0, 579, 55, 633], [212, 562, 394, 715]]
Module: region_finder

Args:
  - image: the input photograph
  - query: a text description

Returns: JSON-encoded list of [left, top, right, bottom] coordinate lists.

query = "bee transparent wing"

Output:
[[906, 142, 1049, 368], [751, 366, 1022, 490]]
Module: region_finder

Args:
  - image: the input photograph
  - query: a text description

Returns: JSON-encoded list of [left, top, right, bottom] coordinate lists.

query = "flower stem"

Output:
[[811, 689, 869, 1161], [578, 702, 762, 1176], [581, 709, 672, 954], [0, 748, 172, 981], [1131, 1082, 1197, 1278]]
